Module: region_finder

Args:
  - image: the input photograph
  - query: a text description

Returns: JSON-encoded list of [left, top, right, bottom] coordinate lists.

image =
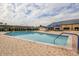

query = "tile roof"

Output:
[[48, 19, 79, 27]]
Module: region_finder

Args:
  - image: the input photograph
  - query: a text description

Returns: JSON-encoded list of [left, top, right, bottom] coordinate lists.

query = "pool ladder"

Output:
[[53, 32, 79, 54], [53, 32, 64, 44]]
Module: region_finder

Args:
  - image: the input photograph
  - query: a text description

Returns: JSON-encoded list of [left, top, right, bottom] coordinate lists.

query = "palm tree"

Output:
[[4, 23, 7, 25], [4, 23, 8, 31], [0, 22, 3, 25]]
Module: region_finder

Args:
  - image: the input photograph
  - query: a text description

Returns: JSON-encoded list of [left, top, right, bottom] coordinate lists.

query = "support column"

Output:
[[72, 35, 77, 52], [77, 36, 79, 53]]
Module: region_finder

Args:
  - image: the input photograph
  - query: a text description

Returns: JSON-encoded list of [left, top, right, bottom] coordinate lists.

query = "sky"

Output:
[[0, 3, 79, 26]]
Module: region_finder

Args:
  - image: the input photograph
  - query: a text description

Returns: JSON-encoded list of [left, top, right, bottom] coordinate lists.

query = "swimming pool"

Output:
[[6, 31, 68, 46]]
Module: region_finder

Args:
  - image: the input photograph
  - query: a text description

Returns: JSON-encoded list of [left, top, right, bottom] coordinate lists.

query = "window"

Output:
[[48, 27, 54, 30], [55, 28, 60, 31], [75, 27, 79, 31], [63, 27, 70, 30]]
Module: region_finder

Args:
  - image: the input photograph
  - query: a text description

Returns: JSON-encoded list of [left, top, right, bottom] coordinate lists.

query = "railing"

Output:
[[53, 32, 64, 44], [53, 32, 79, 54]]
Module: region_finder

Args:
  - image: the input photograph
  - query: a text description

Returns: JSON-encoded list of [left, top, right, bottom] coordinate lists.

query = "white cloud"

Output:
[[0, 3, 79, 26]]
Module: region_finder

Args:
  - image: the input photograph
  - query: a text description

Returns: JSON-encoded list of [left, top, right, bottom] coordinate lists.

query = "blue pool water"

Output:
[[6, 31, 68, 46]]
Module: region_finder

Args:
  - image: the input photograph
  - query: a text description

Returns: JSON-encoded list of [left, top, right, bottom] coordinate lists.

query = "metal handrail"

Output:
[[53, 32, 64, 44], [53, 32, 79, 54], [53, 32, 79, 44]]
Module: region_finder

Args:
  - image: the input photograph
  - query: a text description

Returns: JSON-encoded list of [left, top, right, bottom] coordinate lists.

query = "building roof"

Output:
[[48, 19, 79, 27]]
